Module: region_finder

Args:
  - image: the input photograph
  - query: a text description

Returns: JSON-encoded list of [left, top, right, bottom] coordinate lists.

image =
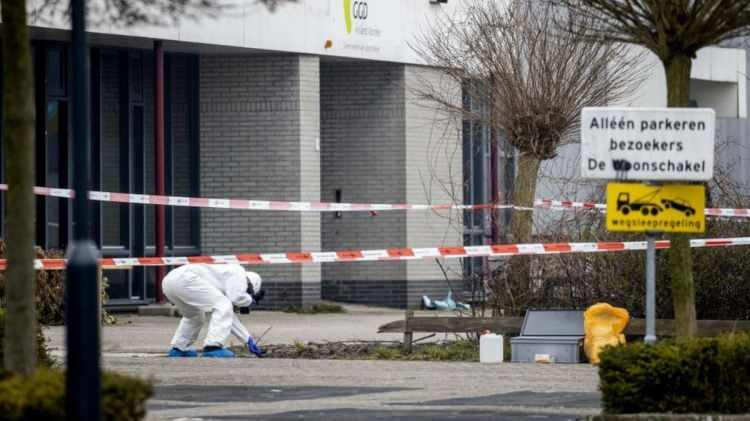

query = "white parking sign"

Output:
[[580, 107, 715, 181]]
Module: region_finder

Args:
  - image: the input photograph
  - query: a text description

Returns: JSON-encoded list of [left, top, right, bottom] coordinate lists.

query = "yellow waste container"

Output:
[[583, 303, 629, 364]]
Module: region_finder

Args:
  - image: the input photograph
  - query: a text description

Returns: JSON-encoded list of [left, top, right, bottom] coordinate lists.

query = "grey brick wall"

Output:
[[322, 280, 407, 308], [319, 63, 462, 308], [320, 61, 408, 287], [200, 54, 321, 306], [199, 56, 459, 309]]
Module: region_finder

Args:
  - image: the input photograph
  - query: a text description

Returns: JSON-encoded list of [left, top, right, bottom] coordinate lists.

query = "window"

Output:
[[99, 52, 129, 251], [45, 100, 68, 247], [462, 88, 490, 278], [46, 48, 66, 97], [461, 85, 516, 279], [91, 49, 200, 303], [36, 44, 70, 251], [165, 54, 200, 253]]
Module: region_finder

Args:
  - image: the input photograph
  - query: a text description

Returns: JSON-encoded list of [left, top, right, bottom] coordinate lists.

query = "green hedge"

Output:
[[0, 309, 153, 420], [0, 368, 153, 421], [599, 333, 750, 414]]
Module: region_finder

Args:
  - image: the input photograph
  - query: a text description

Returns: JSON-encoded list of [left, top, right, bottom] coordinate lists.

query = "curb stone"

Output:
[[589, 415, 750, 421]]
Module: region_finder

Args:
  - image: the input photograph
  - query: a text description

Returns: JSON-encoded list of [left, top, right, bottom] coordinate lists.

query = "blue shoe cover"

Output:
[[202, 348, 235, 358], [168, 347, 198, 357]]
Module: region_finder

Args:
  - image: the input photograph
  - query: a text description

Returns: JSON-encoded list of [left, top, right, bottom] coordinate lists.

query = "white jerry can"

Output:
[[479, 333, 504, 363]]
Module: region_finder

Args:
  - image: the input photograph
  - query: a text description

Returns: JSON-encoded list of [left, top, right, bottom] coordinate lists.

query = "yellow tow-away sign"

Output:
[[606, 183, 705, 233]]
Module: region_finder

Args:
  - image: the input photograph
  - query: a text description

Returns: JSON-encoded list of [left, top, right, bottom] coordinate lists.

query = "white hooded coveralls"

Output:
[[163, 264, 253, 350]]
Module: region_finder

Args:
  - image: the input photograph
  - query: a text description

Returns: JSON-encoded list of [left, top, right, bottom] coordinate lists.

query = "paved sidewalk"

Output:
[[46, 304, 416, 354]]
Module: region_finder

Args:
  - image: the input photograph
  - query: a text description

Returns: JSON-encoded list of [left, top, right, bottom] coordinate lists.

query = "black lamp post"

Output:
[[66, 0, 102, 417]]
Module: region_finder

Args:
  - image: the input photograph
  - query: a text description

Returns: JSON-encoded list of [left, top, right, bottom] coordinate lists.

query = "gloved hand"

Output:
[[246, 280, 265, 303], [247, 336, 265, 357], [251, 289, 265, 303]]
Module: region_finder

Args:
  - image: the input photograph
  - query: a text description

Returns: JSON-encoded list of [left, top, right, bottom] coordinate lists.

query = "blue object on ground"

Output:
[[248, 337, 265, 357], [421, 295, 436, 310], [422, 291, 471, 312], [168, 347, 198, 358], [433, 291, 456, 311], [202, 348, 236, 358]]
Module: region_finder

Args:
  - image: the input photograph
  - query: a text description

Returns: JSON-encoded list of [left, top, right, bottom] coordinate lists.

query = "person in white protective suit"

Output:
[[163, 263, 266, 358]]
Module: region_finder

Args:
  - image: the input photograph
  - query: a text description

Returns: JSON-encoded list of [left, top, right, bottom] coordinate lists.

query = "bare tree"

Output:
[[2, 0, 38, 376], [31, 0, 294, 25], [2, 0, 294, 376], [413, 0, 645, 314], [558, 0, 750, 337]]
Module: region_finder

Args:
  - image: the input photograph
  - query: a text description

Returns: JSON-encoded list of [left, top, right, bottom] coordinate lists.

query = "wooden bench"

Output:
[[378, 311, 750, 353]]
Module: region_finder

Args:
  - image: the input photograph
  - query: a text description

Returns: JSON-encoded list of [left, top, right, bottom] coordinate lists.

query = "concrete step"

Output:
[[138, 304, 179, 317]]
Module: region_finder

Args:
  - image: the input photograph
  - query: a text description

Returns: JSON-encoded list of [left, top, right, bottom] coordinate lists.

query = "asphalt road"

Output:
[[103, 355, 600, 421]]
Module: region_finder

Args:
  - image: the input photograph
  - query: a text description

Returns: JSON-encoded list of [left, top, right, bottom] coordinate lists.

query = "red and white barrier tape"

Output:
[[0, 184, 534, 212], [535, 199, 606, 211], [4, 237, 749, 270], [1, 183, 749, 218]]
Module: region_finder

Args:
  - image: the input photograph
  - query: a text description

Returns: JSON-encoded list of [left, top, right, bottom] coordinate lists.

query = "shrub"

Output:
[[0, 241, 115, 326], [489, 212, 750, 319], [0, 308, 53, 367], [101, 371, 154, 421], [598, 333, 750, 414], [0, 368, 153, 421], [245, 339, 479, 361]]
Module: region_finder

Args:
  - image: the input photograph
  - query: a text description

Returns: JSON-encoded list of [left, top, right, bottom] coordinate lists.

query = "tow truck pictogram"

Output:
[[616, 191, 662, 216]]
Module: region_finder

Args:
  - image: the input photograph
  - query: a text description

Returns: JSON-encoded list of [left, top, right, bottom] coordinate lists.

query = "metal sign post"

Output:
[[644, 232, 657, 344], [605, 182, 705, 344]]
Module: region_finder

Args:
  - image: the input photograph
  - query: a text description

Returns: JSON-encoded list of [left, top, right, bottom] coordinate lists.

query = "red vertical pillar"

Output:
[[154, 41, 166, 303]]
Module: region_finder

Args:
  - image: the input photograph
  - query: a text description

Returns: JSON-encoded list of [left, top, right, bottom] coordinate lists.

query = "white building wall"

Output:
[[299, 55, 322, 301], [624, 47, 746, 117], [28, 0, 460, 64], [404, 65, 463, 300]]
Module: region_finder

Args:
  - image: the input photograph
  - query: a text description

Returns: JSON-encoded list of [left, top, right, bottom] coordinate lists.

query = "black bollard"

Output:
[[65, 241, 101, 420]]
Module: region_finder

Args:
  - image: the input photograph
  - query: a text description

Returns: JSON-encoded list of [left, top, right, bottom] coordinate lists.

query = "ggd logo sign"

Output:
[[353, 1, 368, 19], [343, 0, 368, 34]]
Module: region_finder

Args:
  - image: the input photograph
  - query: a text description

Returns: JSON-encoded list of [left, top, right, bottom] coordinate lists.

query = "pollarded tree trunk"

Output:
[[664, 53, 698, 338], [2, 0, 38, 374], [510, 154, 541, 244], [503, 153, 541, 315]]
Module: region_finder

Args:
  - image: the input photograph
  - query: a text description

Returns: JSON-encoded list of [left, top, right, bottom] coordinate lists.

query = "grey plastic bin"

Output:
[[510, 310, 584, 363]]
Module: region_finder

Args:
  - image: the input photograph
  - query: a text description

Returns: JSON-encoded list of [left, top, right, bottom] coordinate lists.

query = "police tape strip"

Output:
[[0, 183, 535, 212], [3, 237, 749, 270], [1, 183, 749, 217]]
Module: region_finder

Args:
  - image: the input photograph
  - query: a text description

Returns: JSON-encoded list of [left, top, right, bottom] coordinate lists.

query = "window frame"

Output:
[[164, 53, 201, 257], [34, 42, 72, 252]]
